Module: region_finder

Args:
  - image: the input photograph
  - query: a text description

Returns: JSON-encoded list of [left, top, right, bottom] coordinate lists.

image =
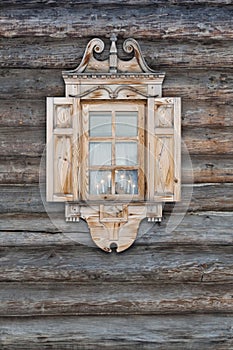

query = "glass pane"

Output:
[[89, 112, 112, 137], [89, 170, 112, 195], [115, 142, 138, 166], [115, 112, 138, 137], [115, 170, 138, 195], [89, 142, 112, 166]]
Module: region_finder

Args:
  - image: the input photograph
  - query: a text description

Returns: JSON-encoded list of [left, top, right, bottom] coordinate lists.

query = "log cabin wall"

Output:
[[0, 1, 233, 348]]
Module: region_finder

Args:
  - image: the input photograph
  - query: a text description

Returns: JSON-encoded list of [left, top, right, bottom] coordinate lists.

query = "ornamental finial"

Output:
[[109, 33, 118, 73]]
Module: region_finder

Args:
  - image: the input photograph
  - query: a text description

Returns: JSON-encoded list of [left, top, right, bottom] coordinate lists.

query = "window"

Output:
[[46, 35, 181, 252], [81, 102, 145, 200]]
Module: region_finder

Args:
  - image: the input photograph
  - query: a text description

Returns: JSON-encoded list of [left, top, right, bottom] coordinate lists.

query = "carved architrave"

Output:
[[46, 34, 181, 253]]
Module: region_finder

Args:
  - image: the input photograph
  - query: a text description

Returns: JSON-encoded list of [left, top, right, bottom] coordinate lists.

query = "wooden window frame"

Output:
[[80, 101, 145, 201]]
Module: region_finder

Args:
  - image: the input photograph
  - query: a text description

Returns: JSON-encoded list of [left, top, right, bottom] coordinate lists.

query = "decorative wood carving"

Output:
[[46, 35, 181, 253]]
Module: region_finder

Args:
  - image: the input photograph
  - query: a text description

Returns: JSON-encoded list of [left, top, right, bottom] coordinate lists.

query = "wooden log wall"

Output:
[[1, 1, 233, 348]]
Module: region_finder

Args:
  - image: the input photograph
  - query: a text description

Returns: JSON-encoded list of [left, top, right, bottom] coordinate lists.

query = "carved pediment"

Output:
[[62, 33, 164, 77]]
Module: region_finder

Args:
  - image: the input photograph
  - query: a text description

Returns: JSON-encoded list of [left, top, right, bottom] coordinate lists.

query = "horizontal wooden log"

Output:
[[1, 154, 233, 185], [0, 315, 232, 349], [0, 282, 233, 316], [0, 69, 64, 100], [0, 99, 45, 127], [1, 68, 233, 102], [2, 38, 233, 70], [0, 157, 40, 184], [0, 127, 44, 157], [1, 0, 233, 7], [184, 155, 233, 183], [182, 127, 233, 155], [0, 212, 233, 248], [1, 98, 233, 129], [0, 238, 233, 283], [1, 125, 233, 158], [0, 213, 232, 284], [0, 183, 233, 213], [187, 183, 233, 211], [1, 5, 233, 41], [182, 99, 233, 127]]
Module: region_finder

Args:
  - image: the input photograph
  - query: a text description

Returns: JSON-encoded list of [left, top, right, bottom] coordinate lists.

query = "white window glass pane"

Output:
[[115, 142, 138, 166], [115, 112, 138, 137], [89, 142, 112, 166], [89, 170, 112, 195], [115, 170, 138, 195], [89, 112, 112, 137]]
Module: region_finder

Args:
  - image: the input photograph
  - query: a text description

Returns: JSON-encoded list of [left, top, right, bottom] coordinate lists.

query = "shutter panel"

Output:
[[47, 97, 78, 202], [153, 98, 181, 202]]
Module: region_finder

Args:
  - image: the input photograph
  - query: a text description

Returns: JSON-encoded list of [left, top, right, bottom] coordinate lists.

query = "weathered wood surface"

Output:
[[0, 315, 232, 350], [2, 38, 233, 69], [0, 243, 233, 283], [0, 213, 233, 285], [1, 1, 233, 348], [0, 282, 233, 316], [184, 155, 233, 183], [0, 156, 40, 184], [1, 211, 233, 246], [1, 155, 233, 184], [1, 5, 233, 41], [1, 0, 233, 6], [2, 98, 233, 128], [1, 126, 232, 157], [1, 68, 233, 101], [0, 183, 232, 213]]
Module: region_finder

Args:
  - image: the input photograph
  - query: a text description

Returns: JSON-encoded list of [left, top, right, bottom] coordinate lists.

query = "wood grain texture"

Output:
[[0, 315, 232, 350], [182, 99, 233, 127], [0, 157, 40, 184], [1, 155, 233, 185], [1, 68, 233, 102], [2, 38, 233, 69], [0, 282, 233, 316], [0, 212, 233, 248], [1, 0, 233, 6], [0, 240, 233, 283], [0, 212, 233, 285], [1, 126, 232, 158], [1, 98, 233, 128], [0, 99, 45, 127], [1, 1, 233, 347], [1, 5, 233, 41], [1, 183, 233, 213], [2, 158, 228, 188], [184, 155, 233, 183]]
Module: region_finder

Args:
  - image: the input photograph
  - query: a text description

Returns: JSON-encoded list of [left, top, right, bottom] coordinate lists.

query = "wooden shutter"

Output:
[[47, 97, 78, 202], [147, 97, 181, 202]]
